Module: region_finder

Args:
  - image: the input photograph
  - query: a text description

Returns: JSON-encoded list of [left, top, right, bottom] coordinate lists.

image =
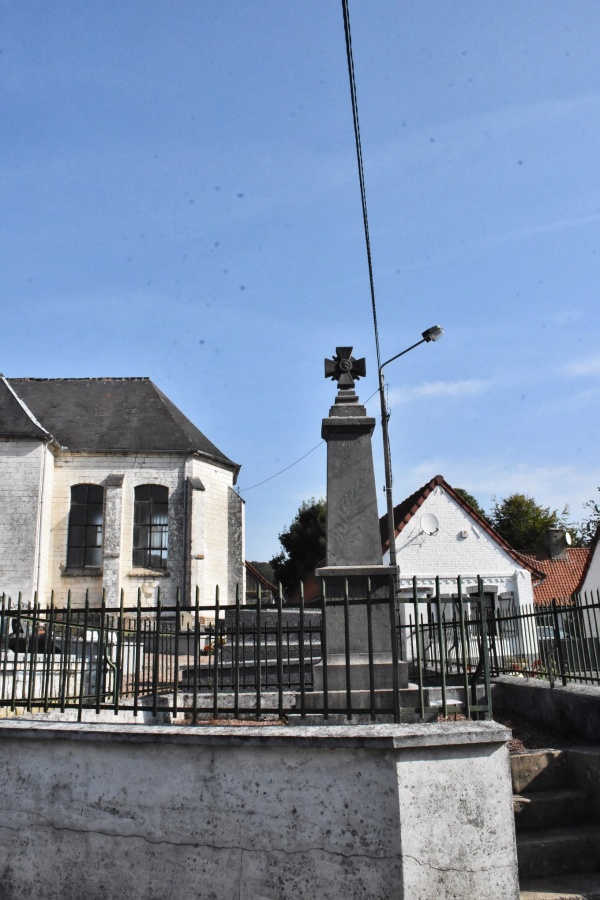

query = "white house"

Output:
[[381, 475, 543, 615], [0, 376, 244, 608], [575, 525, 600, 602]]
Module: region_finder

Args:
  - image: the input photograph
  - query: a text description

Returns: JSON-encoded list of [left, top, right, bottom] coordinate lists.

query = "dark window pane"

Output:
[[150, 485, 168, 502], [87, 505, 103, 526], [86, 526, 102, 547], [69, 526, 86, 547], [88, 485, 104, 503], [85, 547, 102, 567], [67, 548, 84, 567], [132, 548, 145, 567], [134, 503, 151, 525], [135, 485, 152, 501], [69, 506, 87, 526], [149, 551, 166, 568], [133, 526, 149, 548], [71, 484, 88, 503]]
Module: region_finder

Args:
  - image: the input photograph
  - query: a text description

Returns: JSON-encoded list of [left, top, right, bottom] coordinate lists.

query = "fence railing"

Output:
[[401, 579, 600, 692], [3, 578, 596, 723]]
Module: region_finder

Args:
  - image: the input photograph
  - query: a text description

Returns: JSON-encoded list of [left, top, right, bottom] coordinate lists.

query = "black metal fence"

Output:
[[1, 579, 597, 723]]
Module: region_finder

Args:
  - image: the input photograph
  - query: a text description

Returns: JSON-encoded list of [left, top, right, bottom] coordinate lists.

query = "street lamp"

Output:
[[379, 325, 444, 579]]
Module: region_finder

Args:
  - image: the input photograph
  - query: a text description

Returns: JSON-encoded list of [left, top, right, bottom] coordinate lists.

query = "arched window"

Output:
[[67, 484, 104, 567], [133, 485, 168, 568]]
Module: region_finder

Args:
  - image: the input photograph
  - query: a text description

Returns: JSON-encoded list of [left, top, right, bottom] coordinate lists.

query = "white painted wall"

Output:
[[0, 439, 45, 602], [384, 484, 535, 608], [580, 543, 600, 602], [46, 452, 240, 608], [0, 444, 242, 609]]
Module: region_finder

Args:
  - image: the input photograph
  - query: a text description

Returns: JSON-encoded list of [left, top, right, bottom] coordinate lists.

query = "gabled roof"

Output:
[[0, 376, 49, 440], [519, 548, 591, 605], [574, 523, 600, 595], [380, 474, 546, 580], [0, 377, 239, 477]]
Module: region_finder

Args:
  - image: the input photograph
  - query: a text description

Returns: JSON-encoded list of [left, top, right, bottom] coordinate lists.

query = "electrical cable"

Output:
[[237, 390, 381, 495], [341, 0, 382, 372], [239, 5, 383, 501], [237, 441, 325, 493]]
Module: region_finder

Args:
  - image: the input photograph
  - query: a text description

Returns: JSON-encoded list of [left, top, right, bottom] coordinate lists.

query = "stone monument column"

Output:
[[304, 348, 408, 716]]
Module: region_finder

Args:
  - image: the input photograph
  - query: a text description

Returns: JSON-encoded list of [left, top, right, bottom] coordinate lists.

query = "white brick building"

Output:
[[0, 376, 244, 608], [381, 475, 543, 615]]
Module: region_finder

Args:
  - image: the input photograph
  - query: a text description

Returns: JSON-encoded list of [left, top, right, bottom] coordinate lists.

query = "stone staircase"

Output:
[[513, 750, 600, 899]]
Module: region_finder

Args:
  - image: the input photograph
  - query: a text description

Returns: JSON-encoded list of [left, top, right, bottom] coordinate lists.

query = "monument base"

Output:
[[0, 719, 519, 900]]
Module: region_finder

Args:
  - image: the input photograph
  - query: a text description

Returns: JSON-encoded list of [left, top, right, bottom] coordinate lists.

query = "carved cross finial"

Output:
[[324, 347, 366, 390]]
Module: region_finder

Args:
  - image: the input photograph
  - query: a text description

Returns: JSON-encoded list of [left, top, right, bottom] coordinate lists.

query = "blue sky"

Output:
[[2, 1, 600, 560]]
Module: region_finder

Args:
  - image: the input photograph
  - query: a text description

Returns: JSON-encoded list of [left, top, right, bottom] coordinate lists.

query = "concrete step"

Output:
[[520, 871, 600, 899], [514, 788, 591, 833], [512, 751, 569, 795], [517, 826, 600, 880]]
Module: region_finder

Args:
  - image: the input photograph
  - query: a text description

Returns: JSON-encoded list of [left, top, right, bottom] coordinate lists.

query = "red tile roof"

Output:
[[519, 548, 591, 605]]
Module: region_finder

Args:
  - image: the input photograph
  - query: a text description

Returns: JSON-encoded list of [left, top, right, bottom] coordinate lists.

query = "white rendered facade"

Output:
[[383, 482, 536, 611]]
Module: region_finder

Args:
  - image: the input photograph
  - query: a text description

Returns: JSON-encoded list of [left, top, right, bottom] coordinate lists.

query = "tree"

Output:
[[580, 488, 600, 546], [454, 488, 488, 520], [489, 493, 569, 552], [270, 498, 326, 592]]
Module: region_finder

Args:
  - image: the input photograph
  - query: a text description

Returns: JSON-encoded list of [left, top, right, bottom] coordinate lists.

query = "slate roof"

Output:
[[380, 474, 546, 581], [520, 548, 591, 606], [0, 377, 238, 476]]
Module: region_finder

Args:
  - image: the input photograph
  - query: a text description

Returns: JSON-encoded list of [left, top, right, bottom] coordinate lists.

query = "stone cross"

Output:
[[324, 347, 366, 393]]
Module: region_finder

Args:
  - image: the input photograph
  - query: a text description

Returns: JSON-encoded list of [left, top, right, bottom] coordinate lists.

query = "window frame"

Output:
[[66, 483, 104, 569], [132, 484, 169, 569]]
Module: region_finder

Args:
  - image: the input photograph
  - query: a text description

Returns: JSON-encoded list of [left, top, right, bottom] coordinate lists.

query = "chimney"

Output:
[[545, 527, 569, 560]]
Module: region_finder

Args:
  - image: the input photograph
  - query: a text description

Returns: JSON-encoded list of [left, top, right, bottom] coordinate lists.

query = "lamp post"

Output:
[[379, 325, 444, 580]]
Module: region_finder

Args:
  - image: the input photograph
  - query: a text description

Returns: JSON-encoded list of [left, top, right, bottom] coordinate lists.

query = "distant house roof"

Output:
[[520, 548, 591, 605], [380, 474, 546, 581], [245, 561, 278, 596], [0, 376, 239, 477]]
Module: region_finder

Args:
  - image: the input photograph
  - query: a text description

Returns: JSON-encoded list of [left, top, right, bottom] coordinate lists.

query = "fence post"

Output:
[[255, 584, 262, 720], [276, 583, 284, 721], [234, 583, 241, 719], [478, 576, 492, 720], [412, 576, 425, 720], [298, 581, 306, 719], [552, 597, 568, 687], [435, 576, 447, 717], [388, 574, 400, 724]]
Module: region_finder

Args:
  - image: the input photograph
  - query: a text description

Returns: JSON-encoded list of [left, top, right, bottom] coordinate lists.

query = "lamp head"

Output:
[[422, 325, 444, 342]]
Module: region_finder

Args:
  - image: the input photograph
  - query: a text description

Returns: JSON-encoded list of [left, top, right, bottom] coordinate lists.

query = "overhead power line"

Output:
[[237, 441, 325, 493], [341, 0, 382, 372]]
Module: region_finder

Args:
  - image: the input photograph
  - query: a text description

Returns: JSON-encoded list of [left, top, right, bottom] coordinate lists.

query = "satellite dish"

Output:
[[421, 513, 439, 535], [565, 532, 572, 546]]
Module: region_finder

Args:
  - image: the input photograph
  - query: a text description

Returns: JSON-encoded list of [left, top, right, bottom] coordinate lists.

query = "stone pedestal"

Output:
[[303, 566, 408, 713]]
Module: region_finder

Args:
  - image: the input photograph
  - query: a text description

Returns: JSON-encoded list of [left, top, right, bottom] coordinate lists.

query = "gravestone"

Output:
[[303, 348, 408, 715]]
